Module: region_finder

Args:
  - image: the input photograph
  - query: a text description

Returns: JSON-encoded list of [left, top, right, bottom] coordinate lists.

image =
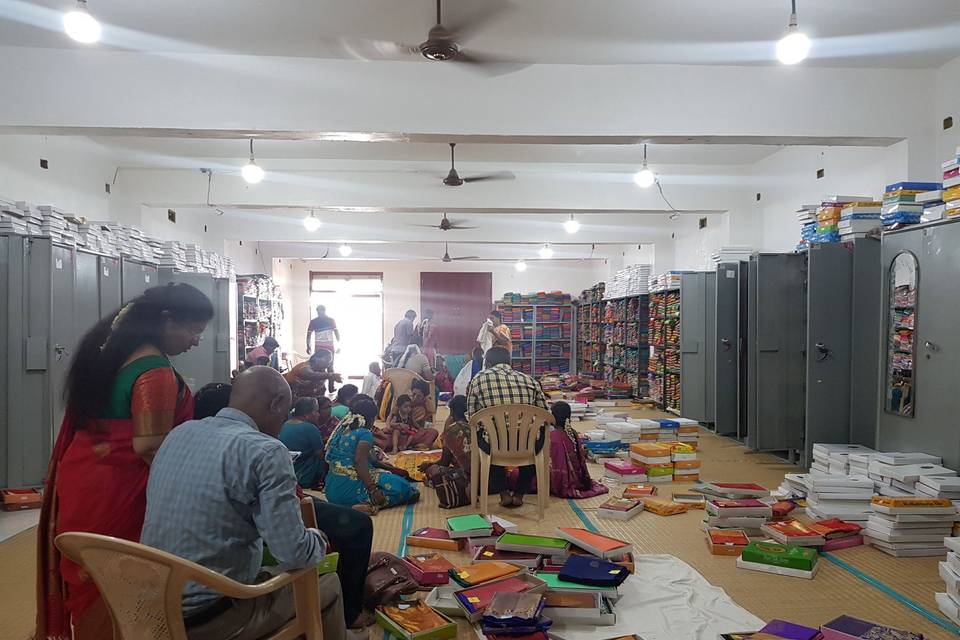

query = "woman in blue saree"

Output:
[[325, 394, 419, 513]]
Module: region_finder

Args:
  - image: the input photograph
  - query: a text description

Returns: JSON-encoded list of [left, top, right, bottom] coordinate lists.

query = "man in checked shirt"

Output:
[[466, 347, 552, 508]]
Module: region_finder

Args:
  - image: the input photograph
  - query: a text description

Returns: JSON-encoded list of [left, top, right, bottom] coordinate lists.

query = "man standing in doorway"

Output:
[[306, 305, 340, 393], [476, 310, 512, 356], [384, 309, 417, 367]]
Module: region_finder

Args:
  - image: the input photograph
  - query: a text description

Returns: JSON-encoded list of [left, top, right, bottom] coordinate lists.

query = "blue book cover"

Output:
[[885, 181, 942, 193], [557, 555, 629, 587]]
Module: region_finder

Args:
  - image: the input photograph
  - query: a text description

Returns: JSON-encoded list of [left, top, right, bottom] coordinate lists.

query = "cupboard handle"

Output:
[[924, 340, 941, 352]]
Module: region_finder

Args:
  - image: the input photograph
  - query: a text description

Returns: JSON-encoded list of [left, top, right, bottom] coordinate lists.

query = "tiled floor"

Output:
[[0, 510, 38, 544]]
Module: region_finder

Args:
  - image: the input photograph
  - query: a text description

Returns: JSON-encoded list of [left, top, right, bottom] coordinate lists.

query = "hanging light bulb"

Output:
[[302, 210, 321, 232], [241, 139, 265, 184], [777, 0, 811, 65], [633, 144, 656, 188], [514, 259, 528, 272], [338, 243, 353, 257], [538, 243, 554, 259], [563, 214, 580, 234], [63, 0, 101, 44]]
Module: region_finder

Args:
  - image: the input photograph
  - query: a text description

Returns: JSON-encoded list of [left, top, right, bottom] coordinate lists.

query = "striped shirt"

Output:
[[142, 408, 325, 614], [466, 364, 549, 415]]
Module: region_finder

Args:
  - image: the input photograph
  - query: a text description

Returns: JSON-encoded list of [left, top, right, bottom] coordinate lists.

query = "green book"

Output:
[[535, 572, 605, 591], [496, 533, 571, 555], [740, 540, 817, 572], [446, 514, 492, 534]]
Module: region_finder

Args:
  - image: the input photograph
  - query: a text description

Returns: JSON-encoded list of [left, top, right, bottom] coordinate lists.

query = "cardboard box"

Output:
[[1, 488, 42, 511], [453, 572, 547, 623], [375, 602, 458, 640]]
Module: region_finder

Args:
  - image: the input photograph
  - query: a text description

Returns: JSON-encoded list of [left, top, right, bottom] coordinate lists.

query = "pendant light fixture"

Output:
[[563, 214, 580, 234], [777, 0, 811, 65], [538, 243, 554, 259], [514, 259, 528, 272], [633, 144, 656, 189], [63, 0, 101, 44], [338, 243, 353, 257], [302, 210, 321, 232], [241, 139, 265, 184]]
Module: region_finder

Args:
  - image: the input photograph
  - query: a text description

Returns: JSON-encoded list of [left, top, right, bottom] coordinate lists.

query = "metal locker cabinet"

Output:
[[0, 235, 15, 486], [679, 272, 707, 421], [848, 238, 881, 449], [121, 257, 158, 303], [48, 243, 76, 443], [746, 257, 759, 449], [804, 242, 854, 468], [714, 262, 740, 436], [748, 253, 807, 458], [99, 256, 122, 316], [75, 250, 102, 333], [704, 272, 717, 423], [158, 270, 235, 387], [880, 220, 960, 469], [736, 261, 750, 441]]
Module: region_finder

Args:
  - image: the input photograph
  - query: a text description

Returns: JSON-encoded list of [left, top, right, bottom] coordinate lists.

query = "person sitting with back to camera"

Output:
[[169, 375, 375, 630], [283, 349, 341, 402], [324, 394, 419, 514], [141, 366, 348, 640], [548, 401, 609, 499], [279, 397, 328, 490]]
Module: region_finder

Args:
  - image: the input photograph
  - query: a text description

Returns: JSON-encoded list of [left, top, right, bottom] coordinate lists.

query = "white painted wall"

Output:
[[936, 55, 960, 165], [273, 258, 608, 355], [0, 135, 115, 218]]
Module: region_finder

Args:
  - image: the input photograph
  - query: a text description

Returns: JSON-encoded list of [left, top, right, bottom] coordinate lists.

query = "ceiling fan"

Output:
[[414, 213, 478, 231], [443, 143, 515, 186], [440, 243, 479, 263], [329, 0, 523, 75]]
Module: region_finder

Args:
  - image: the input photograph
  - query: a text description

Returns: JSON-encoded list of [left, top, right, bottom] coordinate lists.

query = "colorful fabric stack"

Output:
[[882, 181, 941, 226], [838, 201, 881, 239], [945, 147, 960, 217], [815, 202, 843, 243]]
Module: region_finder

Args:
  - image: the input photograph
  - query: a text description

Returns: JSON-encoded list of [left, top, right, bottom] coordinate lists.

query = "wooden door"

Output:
[[420, 272, 492, 355]]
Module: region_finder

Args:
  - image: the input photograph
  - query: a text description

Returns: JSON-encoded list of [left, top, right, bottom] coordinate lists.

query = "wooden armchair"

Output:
[[54, 497, 324, 640], [382, 368, 436, 415], [468, 404, 553, 519]]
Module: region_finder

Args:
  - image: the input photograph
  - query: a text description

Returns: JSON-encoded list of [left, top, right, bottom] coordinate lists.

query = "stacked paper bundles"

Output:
[[709, 246, 753, 265], [882, 182, 941, 226], [628, 443, 673, 483], [867, 456, 954, 496], [796, 204, 818, 250], [865, 496, 957, 556], [838, 201, 881, 239], [601, 421, 642, 444], [646, 271, 683, 293], [0, 203, 29, 235], [915, 475, 960, 512], [805, 475, 875, 524], [815, 203, 843, 243], [917, 188, 946, 222], [603, 263, 651, 299], [774, 473, 809, 500], [848, 451, 886, 479], [624, 418, 660, 441], [669, 442, 700, 482], [704, 498, 773, 537], [810, 443, 877, 476], [937, 538, 960, 625]]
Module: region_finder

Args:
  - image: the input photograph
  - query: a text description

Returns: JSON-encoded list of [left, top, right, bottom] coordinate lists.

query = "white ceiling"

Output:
[[3, 0, 960, 68]]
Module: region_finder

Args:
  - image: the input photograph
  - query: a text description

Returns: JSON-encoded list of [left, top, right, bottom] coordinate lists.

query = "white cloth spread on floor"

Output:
[[549, 554, 764, 640]]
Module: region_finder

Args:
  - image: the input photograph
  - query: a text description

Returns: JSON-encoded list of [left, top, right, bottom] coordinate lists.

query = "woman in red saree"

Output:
[[36, 283, 214, 640]]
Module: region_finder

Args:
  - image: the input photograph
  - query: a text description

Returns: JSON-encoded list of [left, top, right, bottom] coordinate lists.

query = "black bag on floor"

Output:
[[427, 467, 470, 509]]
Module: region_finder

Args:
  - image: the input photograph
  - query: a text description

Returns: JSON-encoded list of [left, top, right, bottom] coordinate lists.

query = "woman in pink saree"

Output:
[[548, 401, 608, 499]]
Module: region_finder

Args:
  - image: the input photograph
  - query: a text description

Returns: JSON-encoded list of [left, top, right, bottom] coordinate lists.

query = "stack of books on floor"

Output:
[[915, 475, 960, 512], [812, 518, 864, 551], [805, 474, 875, 524], [865, 496, 958, 556], [704, 496, 773, 537], [882, 182, 941, 227], [736, 540, 820, 579], [773, 473, 810, 500], [629, 442, 674, 483], [936, 537, 960, 625], [669, 441, 700, 482], [810, 443, 877, 476], [602, 459, 648, 484], [867, 452, 954, 497], [760, 519, 825, 547], [838, 201, 882, 239], [601, 420, 644, 444]]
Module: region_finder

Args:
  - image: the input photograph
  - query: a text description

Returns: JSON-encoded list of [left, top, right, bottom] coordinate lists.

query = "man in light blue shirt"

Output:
[[142, 366, 346, 640]]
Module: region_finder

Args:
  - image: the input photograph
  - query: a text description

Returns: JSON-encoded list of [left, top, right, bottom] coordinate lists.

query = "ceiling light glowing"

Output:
[[63, 0, 101, 44], [563, 215, 580, 234], [514, 259, 527, 272], [241, 139, 265, 184], [302, 211, 321, 232], [633, 144, 656, 188], [338, 243, 353, 257], [539, 243, 554, 259], [777, 1, 810, 64]]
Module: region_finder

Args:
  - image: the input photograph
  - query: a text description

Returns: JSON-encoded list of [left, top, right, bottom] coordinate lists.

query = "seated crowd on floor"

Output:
[[33, 286, 604, 640]]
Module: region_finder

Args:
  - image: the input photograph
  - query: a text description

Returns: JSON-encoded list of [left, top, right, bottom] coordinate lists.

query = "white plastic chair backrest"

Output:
[[469, 404, 553, 460]]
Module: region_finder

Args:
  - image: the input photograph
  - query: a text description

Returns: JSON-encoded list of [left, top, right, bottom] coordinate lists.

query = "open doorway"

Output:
[[309, 272, 383, 384]]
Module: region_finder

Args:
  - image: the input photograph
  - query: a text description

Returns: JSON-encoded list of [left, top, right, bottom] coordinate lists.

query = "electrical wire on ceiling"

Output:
[[656, 179, 681, 220]]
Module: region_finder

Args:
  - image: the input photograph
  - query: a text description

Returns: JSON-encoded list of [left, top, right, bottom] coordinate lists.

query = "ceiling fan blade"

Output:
[[452, 52, 530, 77], [444, 0, 514, 43], [462, 171, 516, 183], [451, 256, 481, 261], [447, 225, 479, 230], [326, 37, 421, 61], [411, 224, 441, 228]]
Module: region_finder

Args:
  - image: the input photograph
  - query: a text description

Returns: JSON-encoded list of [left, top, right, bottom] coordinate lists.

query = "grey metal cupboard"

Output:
[[158, 269, 237, 389], [679, 271, 716, 423], [746, 253, 807, 459], [879, 219, 960, 470], [714, 261, 749, 438], [121, 257, 158, 304]]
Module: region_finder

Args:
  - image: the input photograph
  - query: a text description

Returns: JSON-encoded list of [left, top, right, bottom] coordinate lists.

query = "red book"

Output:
[[760, 519, 825, 546], [706, 528, 750, 556], [405, 527, 461, 551]]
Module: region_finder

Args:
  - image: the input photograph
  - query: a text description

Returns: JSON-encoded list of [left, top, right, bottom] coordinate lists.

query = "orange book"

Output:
[[706, 527, 750, 556], [555, 527, 632, 559], [673, 459, 701, 470], [642, 497, 688, 516], [622, 484, 657, 498], [449, 561, 519, 587]]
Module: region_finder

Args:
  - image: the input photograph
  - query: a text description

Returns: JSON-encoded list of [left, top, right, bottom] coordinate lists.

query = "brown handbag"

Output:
[[363, 551, 419, 608]]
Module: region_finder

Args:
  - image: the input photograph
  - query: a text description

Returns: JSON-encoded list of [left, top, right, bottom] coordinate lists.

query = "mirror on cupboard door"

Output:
[[885, 251, 918, 417]]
